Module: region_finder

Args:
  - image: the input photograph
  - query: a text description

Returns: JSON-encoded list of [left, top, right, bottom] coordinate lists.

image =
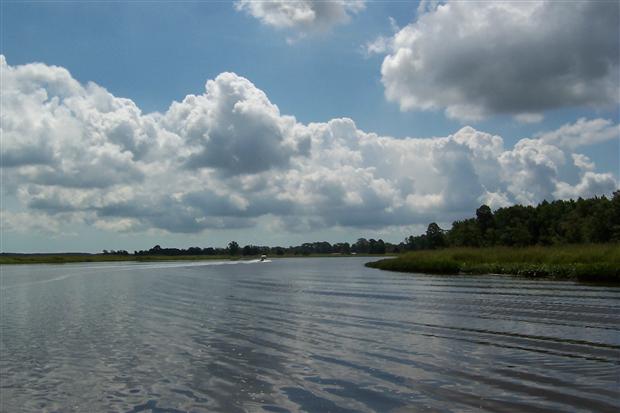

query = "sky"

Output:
[[1, 0, 619, 253]]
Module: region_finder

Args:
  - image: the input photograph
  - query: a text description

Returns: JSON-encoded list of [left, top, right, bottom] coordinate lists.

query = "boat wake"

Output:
[[0, 259, 272, 290]]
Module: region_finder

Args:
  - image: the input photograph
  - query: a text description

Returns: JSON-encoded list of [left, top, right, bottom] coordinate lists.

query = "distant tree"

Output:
[[227, 241, 240, 256], [187, 246, 202, 255], [242, 245, 261, 256], [448, 219, 481, 247], [405, 234, 429, 250], [426, 223, 446, 249], [372, 239, 386, 254], [352, 238, 370, 253], [405, 236, 415, 250], [611, 191, 620, 241], [475, 204, 494, 236], [333, 242, 351, 254]]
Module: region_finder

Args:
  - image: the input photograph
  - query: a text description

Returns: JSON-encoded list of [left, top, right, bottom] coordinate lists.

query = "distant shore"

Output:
[[4, 246, 619, 283], [365, 244, 620, 283], [0, 253, 387, 265]]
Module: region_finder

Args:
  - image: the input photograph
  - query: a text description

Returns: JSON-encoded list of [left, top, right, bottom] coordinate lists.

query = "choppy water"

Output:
[[1, 257, 619, 413]]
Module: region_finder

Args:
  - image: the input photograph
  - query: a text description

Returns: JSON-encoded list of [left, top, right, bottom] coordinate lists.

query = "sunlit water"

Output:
[[1, 257, 619, 412]]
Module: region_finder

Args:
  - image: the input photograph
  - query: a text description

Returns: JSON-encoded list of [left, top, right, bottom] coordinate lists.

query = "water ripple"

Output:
[[1, 258, 619, 412]]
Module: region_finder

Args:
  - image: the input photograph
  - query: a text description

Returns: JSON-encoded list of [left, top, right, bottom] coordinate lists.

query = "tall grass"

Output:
[[365, 244, 620, 282]]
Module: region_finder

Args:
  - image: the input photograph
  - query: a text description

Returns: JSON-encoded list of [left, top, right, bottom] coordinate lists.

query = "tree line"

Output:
[[102, 192, 619, 256], [405, 192, 620, 250], [106, 238, 400, 257]]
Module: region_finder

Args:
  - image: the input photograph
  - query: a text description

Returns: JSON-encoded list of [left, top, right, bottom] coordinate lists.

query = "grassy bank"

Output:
[[365, 244, 620, 282], [0, 253, 388, 265]]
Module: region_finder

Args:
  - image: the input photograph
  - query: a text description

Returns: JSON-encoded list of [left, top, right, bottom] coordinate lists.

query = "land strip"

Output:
[[365, 244, 620, 282]]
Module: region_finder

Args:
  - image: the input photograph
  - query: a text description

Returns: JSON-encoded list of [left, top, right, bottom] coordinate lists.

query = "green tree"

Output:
[[426, 223, 446, 249], [227, 241, 240, 256], [448, 219, 481, 247], [353, 238, 370, 253], [611, 191, 620, 241], [475, 204, 494, 236]]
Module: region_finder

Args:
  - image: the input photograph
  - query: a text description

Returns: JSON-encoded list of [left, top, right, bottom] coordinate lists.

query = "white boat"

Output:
[[260, 254, 267, 262]]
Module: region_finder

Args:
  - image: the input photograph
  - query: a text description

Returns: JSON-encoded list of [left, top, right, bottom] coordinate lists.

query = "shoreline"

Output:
[[0, 253, 390, 265], [364, 244, 620, 283]]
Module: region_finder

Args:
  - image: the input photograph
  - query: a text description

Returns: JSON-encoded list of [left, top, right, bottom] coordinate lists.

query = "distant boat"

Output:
[[260, 254, 267, 262]]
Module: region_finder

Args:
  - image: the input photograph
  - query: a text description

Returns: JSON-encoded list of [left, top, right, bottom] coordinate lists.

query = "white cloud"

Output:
[[514, 113, 544, 124], [93, 217, 142, 233], [1, 56, 618, 236], [537, 117, 620, 149], [0, 209, 81, 235], [364, 35, 392, 56], [0, 56, 153, 189], [161, 72, 307, 175], [498, 138, 567, 205], [572, 153, 595, 172], [235, 0, 365, 36], [376, 1, 619, 121], [554, 171, 617, 200], [363, 17, 399, 57]]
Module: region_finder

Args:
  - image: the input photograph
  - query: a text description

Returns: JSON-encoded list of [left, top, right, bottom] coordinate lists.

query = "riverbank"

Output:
[[0, 253, 388, 265], [365, 244, 620, 282]]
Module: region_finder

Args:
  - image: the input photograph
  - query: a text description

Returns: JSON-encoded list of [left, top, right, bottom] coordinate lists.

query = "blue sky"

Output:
[[3, 2, 444, 134], [6, 1, 617, 143], [1, 1, 619, 252]]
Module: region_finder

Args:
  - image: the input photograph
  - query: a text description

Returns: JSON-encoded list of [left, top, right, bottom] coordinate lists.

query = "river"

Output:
[[1, 257, 618, 412]]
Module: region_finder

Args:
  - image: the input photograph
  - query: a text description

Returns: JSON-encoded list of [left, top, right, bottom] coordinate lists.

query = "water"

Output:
[[1, 257, 619, 412]]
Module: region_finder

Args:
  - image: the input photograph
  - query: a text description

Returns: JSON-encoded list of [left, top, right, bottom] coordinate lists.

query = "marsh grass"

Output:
[[365, 244, 620, 282]]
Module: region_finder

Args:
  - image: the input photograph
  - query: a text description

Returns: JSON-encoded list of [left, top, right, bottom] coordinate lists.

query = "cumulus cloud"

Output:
[[554, 172, 618, 200], [1, 210, 62, 234], [375, 1, 619, 121], [0, 55, 151, 189], [235, 0, 365, 37], [1, 56, 618, 236], [161, 72, 307, 175], [537, 118, 620, 150]]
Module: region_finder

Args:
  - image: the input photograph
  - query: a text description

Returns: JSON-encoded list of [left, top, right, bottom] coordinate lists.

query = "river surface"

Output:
[[1, 257, 619, 412]]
